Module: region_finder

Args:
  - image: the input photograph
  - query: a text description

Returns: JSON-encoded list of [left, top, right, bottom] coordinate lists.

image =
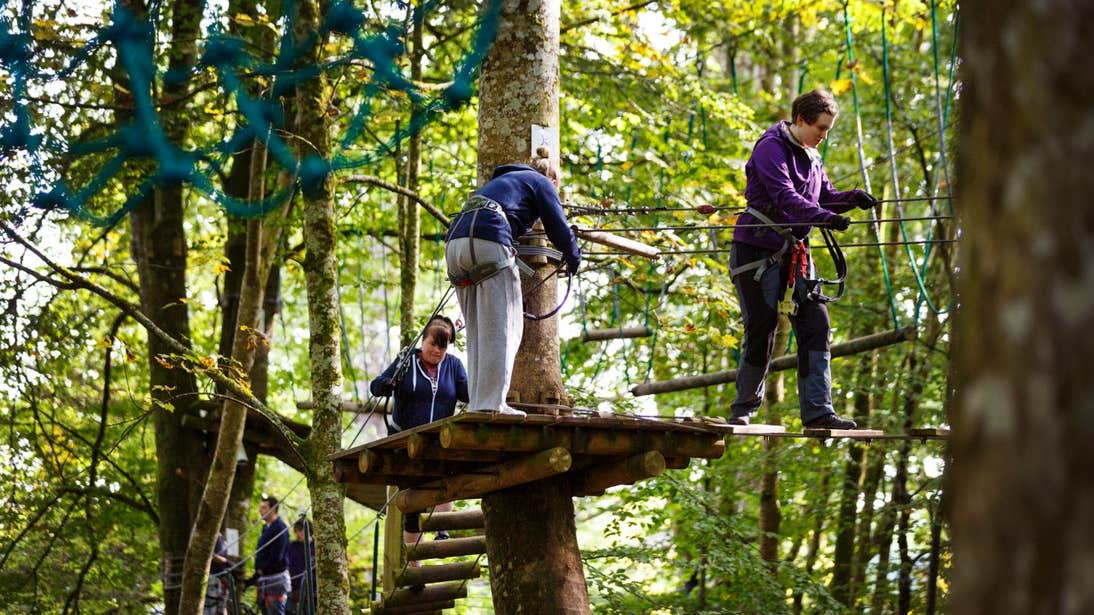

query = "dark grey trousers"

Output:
[[730, 243, 834, 424]]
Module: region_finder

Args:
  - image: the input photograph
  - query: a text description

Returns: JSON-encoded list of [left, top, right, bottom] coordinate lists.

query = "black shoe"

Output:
[[805, 414, 858, 430], [435, 530, 450, 540], [727, 416, 750, 426]]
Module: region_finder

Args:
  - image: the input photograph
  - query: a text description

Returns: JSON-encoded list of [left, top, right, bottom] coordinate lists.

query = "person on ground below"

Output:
[[444, 147, 581, 416], [286, 518, 316, 615], [369, 315, 466, 548], [248, 495, 290, 615], [729, 88, 877, 430]]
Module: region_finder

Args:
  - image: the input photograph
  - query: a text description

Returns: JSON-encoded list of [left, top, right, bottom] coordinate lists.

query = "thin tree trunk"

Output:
[[397, 10, 423, 348], [294, 0, 351, 611], [793, 468, 831, 613], [830, 353, 873, 606]]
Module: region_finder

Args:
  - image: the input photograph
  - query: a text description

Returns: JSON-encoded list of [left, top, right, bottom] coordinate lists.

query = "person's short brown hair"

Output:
[[425, 315, 456, 347], [791, 89, 839, 125]]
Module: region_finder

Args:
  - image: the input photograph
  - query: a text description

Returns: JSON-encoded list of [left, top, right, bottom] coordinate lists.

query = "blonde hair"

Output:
[[529, 146, 559, 186]]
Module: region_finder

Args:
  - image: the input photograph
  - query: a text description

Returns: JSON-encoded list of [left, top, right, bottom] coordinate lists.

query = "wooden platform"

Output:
[[331, 413, 948, 511]]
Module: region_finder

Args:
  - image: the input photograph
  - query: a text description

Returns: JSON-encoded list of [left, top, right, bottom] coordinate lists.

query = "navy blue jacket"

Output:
[[446, 164, 581, 271], [255, 517, 289, 576], [370, 350, 469, 432]]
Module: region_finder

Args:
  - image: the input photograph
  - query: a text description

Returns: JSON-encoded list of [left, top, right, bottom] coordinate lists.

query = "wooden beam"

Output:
[[359, 449, 480, 479], [406, 433, 507, 463], [382, 581, 467, 607], [383, 486, 402, 595], [394, 447, 572, 513], [579, 326, 651, 342], [712, 424, 788, 435], [571, 451, 666, 496], [439, 423, 725, 459], [574, 228, 660, 259], [406, 535, 486, 561], [631, 326, 917, 396], [419, 509, 484, 532], [395, 561, 480, 587], [373, 602, 452, 615], [803, 428, 885, 439], [665, 457, 690, 470]]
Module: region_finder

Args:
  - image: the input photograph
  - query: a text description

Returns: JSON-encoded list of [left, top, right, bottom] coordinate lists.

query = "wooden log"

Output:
[[359, 449, 478, 478], [373, 602, 453, 615], [574, 228, 660, 259], [631, 326, 917, 396], [664, 457, 690, 470], [395, 561, 480, 587], [374, 603, 451, 615], [571, 451, 666, 496], [383, 486, 402, 594], [394, 448, 572, 513], [439, 423, 725, 459], [419, 509, 484, 532], [579, 326, 651, 342], [406, 433, 506, 463], [383, 581, 467, 607], [405, 535, 486, 561], [909, 428, 951, 438]]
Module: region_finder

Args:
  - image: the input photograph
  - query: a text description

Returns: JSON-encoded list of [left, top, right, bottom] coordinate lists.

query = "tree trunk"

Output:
[[476, 1, 588, 612], [951, 2, 1094, 613], [118, 0, 204, 611], [397, 11, 423, 348], [830, 354, 873, 606], [852, 447, 885, 610], [294, 0, 351, 612], [793, 468, 831, 613]]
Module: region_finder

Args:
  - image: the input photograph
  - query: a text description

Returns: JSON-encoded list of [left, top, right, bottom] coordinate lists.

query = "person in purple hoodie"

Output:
[[728, 89, 877, 430], [444, 147, 581, 416]]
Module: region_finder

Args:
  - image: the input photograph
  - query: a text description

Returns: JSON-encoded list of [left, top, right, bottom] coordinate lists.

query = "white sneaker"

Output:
[[497, 405, 527, 417]]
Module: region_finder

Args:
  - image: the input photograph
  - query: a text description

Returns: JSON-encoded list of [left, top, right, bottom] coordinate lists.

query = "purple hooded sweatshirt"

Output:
[[733, 121, 861, 252]]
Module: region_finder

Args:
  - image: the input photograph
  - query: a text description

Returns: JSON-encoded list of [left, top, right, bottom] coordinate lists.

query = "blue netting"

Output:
[[0, 0, 502, 225]]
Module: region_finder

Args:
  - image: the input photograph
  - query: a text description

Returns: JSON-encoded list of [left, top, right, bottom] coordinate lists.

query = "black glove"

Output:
[[854, 189, 878, 210], [379, 378, 397, 396], [828, 215, 851, 231], [565, 255, 581, 276]]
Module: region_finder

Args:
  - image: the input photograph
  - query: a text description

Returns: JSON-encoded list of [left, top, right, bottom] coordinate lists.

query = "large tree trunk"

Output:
[[476, 1, 588, 612], [950, 2, 1094, 612], [294, 0, 351, 612], [118, 0, 205, 611]]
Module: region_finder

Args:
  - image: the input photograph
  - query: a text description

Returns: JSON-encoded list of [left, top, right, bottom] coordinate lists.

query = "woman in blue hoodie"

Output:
[[444, 148, 581, 416], [370, 315, 468, 434]]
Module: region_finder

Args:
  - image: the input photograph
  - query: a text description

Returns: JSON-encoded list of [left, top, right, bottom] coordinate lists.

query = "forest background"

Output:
[[0, 0, 958, 612]]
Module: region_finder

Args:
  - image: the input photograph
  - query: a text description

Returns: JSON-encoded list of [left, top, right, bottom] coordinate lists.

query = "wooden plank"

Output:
[[373, 602, 453, 615], [571, 451, 666, 496], [579, 326, 651, 342], [419, 509, 484, 532], [394, 448, 572, 513], [406, 535, 486, 561], [383, 486, 403, 594], [439, 422, 725, 459], [631, 326, 917, 396], [383, 581, 467, 607], [712, 424, 788, 435], [909, 428, 951, 438], [395, 561, 480, 587], [803, 429, 886, 439]]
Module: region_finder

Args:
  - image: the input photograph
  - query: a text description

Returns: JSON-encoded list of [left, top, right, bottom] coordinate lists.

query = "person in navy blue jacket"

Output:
[[444, 147, 581, 416], [369, 315, 468, 434], [370, 316, 467, 546]]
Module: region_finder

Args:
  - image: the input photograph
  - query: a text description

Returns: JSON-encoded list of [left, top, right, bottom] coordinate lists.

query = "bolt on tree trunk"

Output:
[[475, 0, 589, 612]]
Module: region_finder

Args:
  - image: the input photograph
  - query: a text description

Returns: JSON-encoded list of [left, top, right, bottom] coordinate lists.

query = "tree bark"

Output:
[[294, 0, 351, 612], [759, 316, 789, 567], [950, 2, 1094, 613], [475, 1, 589, 612], [397, 10, 423, 348], [830, 354, 873, 606]]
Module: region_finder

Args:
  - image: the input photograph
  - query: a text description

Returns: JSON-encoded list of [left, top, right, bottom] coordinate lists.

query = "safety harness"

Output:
[[445, 195, 535, 287], [729, 206, 847, 315]]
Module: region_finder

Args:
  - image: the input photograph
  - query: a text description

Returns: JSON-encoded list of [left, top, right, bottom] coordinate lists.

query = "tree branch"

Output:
[[343, 174, 451, 226]]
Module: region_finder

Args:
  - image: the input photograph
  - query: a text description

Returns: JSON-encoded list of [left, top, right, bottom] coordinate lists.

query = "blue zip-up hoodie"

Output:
[[370, 350, 469, 432], [255, 516, 289, 576], [734, 122, 861, 252], [446, 164, 581, 272]]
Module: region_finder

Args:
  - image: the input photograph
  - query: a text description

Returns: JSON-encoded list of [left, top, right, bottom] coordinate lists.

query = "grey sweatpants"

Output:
[[445, 237, 523, 412]]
